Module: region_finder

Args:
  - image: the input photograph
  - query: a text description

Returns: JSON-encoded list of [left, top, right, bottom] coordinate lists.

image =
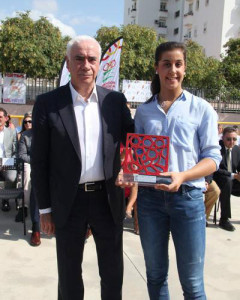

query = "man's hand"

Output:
[[115, 168, 134, 188], [234, 172, 240, 182], [40, 213, 55, 235]]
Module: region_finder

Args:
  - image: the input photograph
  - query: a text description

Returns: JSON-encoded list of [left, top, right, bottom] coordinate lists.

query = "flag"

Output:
[[96, 36, 123, 91], [59, 37, 123, 91], [59, 60, 71, 87]]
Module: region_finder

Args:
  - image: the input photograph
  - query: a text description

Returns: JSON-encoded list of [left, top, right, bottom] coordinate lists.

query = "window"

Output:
[[188, 30, 192, 38], [175, 10, 180, 18], [128, 8, 130, 15], [159, 18, 167, 28], [174, 28, 179, 35], [160, 2, 167, 12], [203, 22, 207, 33], [196, 0, 200, 10], [189, 3, 193, 13], [205, 0, 209, 5], [194, 28, 198, 37]]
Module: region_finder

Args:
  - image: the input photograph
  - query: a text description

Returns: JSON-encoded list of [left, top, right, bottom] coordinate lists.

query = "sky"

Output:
[[0, 0, 124, 37]]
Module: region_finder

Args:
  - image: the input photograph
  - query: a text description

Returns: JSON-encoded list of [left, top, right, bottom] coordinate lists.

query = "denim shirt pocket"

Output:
[[171, 118, 198, 152]]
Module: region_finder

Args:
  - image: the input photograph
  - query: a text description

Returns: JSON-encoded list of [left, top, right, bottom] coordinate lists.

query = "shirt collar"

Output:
[[153, 90, 186, 103], [69, 82, 98, 105]]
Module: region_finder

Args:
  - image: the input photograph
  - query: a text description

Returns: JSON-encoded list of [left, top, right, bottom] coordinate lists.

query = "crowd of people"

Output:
[[0, 109, 40, 246], [1, 36, 240, 300]]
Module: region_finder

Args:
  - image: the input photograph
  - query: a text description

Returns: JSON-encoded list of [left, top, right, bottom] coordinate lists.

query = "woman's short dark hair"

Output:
[[151, 41, 187, 96]]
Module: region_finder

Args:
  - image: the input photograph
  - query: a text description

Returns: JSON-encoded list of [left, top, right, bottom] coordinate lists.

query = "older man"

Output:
[[213, 127, 240, 231], [31, 35, 134, 300]]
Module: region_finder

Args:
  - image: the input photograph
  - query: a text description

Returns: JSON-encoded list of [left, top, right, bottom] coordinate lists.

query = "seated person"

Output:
[[218, 123, 223, 141], [204, 175, 220, 225], [233, 125, 240, 146], [0, 108, 17, 212], [15, 112, 32, 222], [18, 127, 41, 246], [213, 127, 240, 231]]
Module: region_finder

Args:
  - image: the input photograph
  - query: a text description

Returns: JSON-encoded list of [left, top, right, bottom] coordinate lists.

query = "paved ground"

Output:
[[0, 196, 240, 300]]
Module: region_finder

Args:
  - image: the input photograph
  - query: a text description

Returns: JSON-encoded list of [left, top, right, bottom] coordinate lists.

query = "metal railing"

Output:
[[26, 78, 58, 103], [5, 78, 238, 114]]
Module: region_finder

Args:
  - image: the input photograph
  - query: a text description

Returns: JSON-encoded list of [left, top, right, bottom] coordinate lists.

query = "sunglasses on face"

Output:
[[226, 137, 237, 141], [24, 120, 32, 124]]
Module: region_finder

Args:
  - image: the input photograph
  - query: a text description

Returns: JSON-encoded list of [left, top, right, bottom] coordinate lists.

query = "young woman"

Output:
[[15, 112, 33, 222], [134, 42, 222, 299], [18, 112, 41, 246]]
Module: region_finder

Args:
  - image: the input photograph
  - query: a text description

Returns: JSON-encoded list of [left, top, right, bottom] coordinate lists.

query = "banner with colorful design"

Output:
[[122, 80, 151, 103], [3, 73, 26, 104], [96, 36, 123, 91]]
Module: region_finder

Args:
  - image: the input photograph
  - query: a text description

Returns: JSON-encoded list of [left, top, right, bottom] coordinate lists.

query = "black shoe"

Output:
[[15, 207, 28, 222], [219, 219, 235, 232], [2, 200, 10, 212]]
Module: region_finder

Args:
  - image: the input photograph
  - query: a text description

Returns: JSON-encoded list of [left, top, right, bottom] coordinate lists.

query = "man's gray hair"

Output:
[[66, 35, 102, 60]]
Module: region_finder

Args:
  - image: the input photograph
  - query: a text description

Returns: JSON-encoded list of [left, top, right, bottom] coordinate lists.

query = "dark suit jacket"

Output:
[[31, 83, 134, 228], [213, 141, 240, 179]]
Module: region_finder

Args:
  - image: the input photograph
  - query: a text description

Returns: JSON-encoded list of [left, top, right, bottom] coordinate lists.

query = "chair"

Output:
[[213, 200, 220, 225], [0, 158, 26, 235]]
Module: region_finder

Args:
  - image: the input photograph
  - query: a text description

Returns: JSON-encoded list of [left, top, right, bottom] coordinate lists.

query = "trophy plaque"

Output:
[[122, 133, 171, 186]]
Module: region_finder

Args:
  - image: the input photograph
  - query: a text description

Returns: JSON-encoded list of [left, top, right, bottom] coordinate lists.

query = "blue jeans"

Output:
[[137, 186, 206, 300]]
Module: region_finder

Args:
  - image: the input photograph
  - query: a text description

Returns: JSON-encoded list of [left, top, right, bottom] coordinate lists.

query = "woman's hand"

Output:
[[154, 172, 186, 192]]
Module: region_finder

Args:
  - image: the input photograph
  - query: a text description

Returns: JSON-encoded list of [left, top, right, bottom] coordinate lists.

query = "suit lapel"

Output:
[[221, 147, 228, 167], [57, 84, 81, 162]]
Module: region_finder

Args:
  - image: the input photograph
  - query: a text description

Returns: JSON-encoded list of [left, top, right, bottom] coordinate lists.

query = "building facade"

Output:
[[124, 0, 240, 59]]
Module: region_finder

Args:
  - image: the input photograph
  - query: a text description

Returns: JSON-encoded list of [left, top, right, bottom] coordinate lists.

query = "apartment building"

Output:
[[124, 0, 240, 59]]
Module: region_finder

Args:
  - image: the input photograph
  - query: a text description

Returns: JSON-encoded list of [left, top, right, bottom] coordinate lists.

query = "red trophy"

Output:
[[122, 133, 171, 186]]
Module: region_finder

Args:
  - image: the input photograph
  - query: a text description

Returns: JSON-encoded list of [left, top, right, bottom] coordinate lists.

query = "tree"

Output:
[[95, 25, 165, 81], [221, 38, 240, 89], [0, 11, 70, 79], [183, 40, 207, 88], [183, 40, 226, 99]]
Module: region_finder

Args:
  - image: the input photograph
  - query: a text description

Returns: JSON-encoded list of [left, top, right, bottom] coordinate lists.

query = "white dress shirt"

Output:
[[225, 147, 235, 179], [40, 83, 104, 215], [70, 82, 104, 183]]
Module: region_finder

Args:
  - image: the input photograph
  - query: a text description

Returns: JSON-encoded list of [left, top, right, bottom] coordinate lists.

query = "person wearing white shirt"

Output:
[[0, 107, 17, 212], [31, 35, 134, 300], [214, 127, 240, 231]]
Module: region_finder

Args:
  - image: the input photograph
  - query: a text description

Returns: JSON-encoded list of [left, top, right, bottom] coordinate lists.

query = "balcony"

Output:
[[130, 6, 137, 18], [157, 26, 168, 35], [183, 11, 193, 27], [184, 10, 193, 17], [159, 9, 168, 18]]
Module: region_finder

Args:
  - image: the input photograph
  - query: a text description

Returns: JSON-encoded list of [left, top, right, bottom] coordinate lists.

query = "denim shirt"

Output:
[[134, 90, 222, 190]]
